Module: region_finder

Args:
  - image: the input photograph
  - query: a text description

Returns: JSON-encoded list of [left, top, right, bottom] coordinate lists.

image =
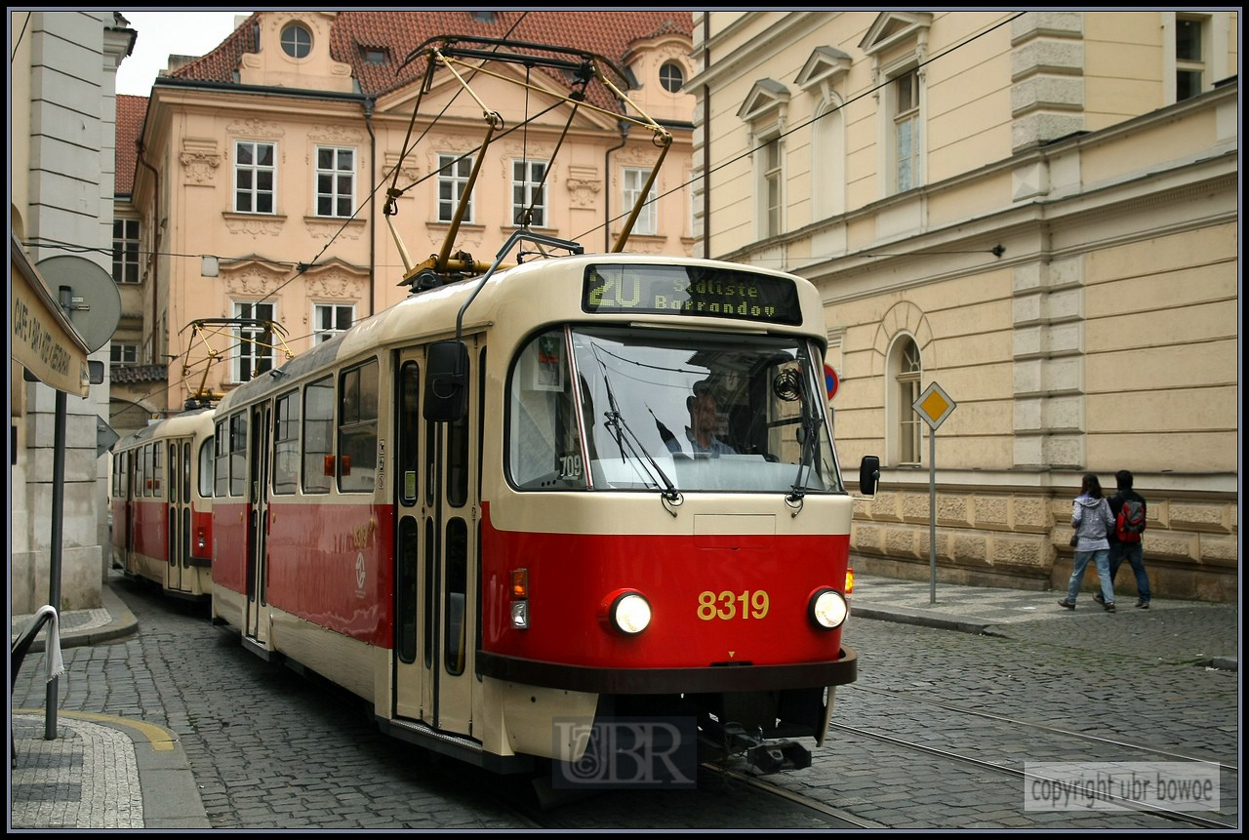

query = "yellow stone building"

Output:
[[689, 11, 1238, 600]]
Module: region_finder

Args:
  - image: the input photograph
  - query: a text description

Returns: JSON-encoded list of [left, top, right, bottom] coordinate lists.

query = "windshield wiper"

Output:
[[594, 355, 682, 507], [786, 371, 818, 511]]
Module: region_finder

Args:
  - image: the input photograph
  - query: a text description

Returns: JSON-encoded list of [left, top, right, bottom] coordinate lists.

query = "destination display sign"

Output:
[[582, 265, 802, 325]]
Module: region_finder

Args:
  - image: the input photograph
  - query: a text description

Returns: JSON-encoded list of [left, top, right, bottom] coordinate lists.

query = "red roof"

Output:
[[117, 12, 691, 198], [114, 94, 148, 195], [168, 11, 692, 98]]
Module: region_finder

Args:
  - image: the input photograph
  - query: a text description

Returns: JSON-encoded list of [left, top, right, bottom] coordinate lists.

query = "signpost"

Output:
[[913, 381, 956, 604]]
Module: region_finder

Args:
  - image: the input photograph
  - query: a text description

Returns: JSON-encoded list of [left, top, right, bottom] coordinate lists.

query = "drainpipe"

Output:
[[136, 139, 162, 386], [604, 115, 629, 253], [701, 14, 712, 260], [362, 97, 376, 317]]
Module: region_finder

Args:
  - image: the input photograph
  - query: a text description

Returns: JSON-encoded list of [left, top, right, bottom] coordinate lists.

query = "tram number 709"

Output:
[[697, 590, 770, 621]]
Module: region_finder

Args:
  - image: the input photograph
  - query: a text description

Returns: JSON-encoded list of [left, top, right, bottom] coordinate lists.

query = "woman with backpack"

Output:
[[1059, 473, 1118, 612]]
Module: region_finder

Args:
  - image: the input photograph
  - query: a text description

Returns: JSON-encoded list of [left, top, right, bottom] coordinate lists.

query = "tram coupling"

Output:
[[713, 723, 813, 774]]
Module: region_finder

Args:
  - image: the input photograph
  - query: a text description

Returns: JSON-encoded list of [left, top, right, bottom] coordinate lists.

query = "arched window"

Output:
[[890, 335, 922, 465]]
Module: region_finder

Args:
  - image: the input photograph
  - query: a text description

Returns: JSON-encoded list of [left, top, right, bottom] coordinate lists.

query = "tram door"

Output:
[[246, 404, 272, 643], [123, 450, 137, 572], [393, 345, 477, 737], [167, 440, 187, 592]]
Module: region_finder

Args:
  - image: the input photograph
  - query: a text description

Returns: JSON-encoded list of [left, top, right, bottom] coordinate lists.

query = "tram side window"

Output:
[[153, 443, 163, 496], [229, 413, 248, 496], [169, 443, 178, 504], [273, 390, 299, 495], [214, 420, 229, 497], [143, 444, 153, 496], [399, 362, 420, 506], [199, 437, 215, 499], [507, 330, 586, 490], [338, 360, 378, 493], [303, 376, 334, 494]]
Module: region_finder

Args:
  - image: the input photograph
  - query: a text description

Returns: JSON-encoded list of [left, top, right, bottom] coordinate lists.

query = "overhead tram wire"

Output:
[[573, 11, 1027, 251], [115, 13, 1025, 412]]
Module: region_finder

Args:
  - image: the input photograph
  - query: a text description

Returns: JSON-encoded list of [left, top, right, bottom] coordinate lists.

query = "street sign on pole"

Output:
[[913, 382, 956, 604], [914, 381, 956, 430], [824, 364, 839, 400]]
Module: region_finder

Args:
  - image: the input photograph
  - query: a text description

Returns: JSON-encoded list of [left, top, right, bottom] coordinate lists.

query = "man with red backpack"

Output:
[[1099, 469, 1151, 609]]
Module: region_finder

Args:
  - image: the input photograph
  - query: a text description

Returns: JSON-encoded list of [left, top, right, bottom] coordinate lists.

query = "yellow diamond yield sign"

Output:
[[913, 382, 956, 430]]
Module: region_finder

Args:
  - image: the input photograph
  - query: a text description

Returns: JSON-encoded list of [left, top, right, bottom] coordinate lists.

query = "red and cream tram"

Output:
[[110, 408, 215, 600], [208, 244, 878, 775]]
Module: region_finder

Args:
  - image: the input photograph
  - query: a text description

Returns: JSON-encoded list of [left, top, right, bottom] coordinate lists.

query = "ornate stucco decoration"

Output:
[[383, 151, 421, 189], [303, 264, 366, 301], [566, 166, 601, 208], [180, 138, 221, 185], [223, 214, 284, 237], [304, 216, 364, 241], [222, 261, 289, 298]]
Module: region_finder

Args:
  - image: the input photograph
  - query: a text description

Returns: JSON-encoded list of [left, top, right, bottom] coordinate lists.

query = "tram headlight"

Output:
[[602, 589, 652, 636], [808, 587, 848, 630]]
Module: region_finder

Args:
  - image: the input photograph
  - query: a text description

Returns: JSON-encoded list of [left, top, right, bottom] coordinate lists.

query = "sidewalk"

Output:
[[10, 581, 209, 831], [9, 572, 1238, 830]]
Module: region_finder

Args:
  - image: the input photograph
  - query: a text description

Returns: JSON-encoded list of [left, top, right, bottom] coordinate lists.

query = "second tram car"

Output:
[[206, 247, 879, 777], [110, 408, 215, 601]]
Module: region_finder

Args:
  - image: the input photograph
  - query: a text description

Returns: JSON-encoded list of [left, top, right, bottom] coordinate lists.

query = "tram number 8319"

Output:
[[697, 589, 770, 621]]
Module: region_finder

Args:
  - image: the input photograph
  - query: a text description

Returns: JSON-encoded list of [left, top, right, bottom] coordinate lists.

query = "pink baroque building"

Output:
[[113, 11, 695, 425]]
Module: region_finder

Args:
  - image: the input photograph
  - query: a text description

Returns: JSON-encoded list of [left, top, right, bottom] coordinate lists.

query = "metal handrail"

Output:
[[11, 606, 65, 764]]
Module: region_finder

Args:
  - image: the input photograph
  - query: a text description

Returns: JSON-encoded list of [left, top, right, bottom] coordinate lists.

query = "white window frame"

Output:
[[622, 167, 658, 236], [511, 159, 548, 228], [235, 141, 276, 214], [1163, 12, 1230, 104], [891, 67, 921, 194], [757, 135, 783, 239], [231, 300, 277, 383], [110, 342, 138, 367], [437, 153, 475, 224], [889, 334, 923, 466], [315, 146, 355, 218], [112, 218, 141, 284], [313, 303, 354, 344]]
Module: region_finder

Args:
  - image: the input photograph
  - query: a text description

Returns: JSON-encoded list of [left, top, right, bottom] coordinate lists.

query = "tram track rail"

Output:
[[828, 721, 1236, 830], [853, 684, 1238, 773]]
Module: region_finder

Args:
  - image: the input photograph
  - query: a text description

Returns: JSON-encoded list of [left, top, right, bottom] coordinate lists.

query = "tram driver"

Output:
[[664, 379, 737, 457]]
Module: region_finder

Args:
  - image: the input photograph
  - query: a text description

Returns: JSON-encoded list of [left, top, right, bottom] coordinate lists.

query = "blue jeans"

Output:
[[1066, 548, 1115, 604], [1109, 541, 1150, 603]]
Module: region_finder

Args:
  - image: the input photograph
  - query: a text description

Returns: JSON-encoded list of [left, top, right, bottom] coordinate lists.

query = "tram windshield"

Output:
[[507, 326, 843, 494]]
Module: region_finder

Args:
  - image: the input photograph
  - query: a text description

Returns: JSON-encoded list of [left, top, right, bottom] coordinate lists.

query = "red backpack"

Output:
[[1116, 498, 1146, 542]]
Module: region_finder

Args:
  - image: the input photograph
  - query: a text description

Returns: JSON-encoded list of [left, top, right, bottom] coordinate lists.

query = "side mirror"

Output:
[[858, 455, 880, 496], [423, 340, 469, 422], [88, 360, 105, 384]]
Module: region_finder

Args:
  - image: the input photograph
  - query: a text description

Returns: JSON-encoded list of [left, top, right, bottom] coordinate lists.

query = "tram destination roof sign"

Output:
[[582, 265, 803, 325]]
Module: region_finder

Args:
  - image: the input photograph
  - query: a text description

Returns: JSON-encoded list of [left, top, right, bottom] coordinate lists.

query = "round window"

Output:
[[280, 23, 312, 59], [659, 61, 684, 93]]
